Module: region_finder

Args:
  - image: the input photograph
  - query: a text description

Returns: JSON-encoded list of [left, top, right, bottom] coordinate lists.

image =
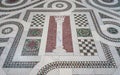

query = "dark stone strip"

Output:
[[0, 47, 5, 56], [0, 38, 9, 43]]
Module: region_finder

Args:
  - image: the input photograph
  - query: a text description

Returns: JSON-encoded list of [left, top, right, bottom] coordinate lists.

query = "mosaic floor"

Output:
[[0, 0, 120, 75]]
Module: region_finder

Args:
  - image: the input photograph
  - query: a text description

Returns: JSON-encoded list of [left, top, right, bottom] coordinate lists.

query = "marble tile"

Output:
[[0, 0, 120, 75]]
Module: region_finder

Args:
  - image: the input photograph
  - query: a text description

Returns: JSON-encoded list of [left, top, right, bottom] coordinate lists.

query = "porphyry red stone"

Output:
[[63, 16, 73, 52], [46, 16, 57, 52], [46, 16, 73, 52]]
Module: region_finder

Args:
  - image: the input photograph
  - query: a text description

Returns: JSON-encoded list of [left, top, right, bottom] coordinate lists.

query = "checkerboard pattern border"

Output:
[[78, 39, 98, 56], [31, 14, 45, 27], [74, 14, 89, 27]]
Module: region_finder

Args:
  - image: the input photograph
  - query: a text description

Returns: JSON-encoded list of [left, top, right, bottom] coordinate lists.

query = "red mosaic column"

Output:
[[46, 16, 73, 52], [63, 16, 73, 52], [46, 16, 57, 52]]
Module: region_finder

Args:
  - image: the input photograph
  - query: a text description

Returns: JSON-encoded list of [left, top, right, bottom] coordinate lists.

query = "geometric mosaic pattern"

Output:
[[27, 28, 43, 37], [78, 39, 97, 56], [0, 0, 120, 75], [30, 14, 45, 27], [21, 39, 41, 56], [107, 27, 118, 34], [74, 14, 89, 27], [2, 27, 13, 34], [76, 28, 92, 37]]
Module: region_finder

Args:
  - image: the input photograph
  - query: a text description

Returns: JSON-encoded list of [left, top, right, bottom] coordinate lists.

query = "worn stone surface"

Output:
[[0, 0, 120, 75]]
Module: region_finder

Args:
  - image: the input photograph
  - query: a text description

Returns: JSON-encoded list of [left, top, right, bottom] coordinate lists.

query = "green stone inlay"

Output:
[[107, 27, 118, 34], [31, 29, 41, 36], [27, 29, 43, 37], [77, 28, 92, 37]]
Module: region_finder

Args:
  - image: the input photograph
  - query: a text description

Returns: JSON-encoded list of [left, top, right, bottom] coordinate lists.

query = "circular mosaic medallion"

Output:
[[51, 2, 67, 9], [107, 27, 118, 34], [2, 27, 13, 34], [1, 0, 27, 8], [56, 3, 64, 8]]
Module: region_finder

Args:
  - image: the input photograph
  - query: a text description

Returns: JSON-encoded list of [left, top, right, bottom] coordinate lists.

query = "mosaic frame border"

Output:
[[1, 9, 117, 69]]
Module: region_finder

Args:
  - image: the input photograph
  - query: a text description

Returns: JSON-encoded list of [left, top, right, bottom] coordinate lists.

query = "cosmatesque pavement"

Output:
[[0, 0, 120, 75]]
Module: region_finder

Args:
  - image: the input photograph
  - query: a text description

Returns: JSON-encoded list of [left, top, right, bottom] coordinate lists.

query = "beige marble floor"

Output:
[[0, 0, 120, 75]]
